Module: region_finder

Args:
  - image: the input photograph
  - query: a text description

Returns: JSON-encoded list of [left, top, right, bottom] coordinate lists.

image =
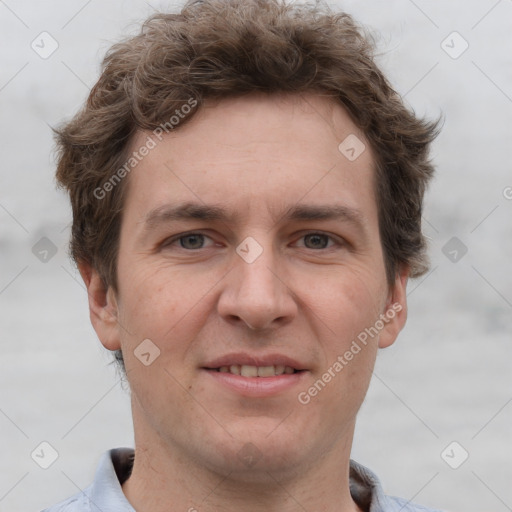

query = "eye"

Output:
[[296, 232, 340, 250], [163, 232, 214, 250], [161, 231, 343, 252]]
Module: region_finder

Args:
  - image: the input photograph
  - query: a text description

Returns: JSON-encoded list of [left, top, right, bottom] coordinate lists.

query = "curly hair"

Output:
[[54, 0, 440, 372]]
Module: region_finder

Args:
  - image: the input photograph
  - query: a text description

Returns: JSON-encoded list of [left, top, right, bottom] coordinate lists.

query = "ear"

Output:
[[78, 261, 121, 351], [378, 266, 409, 349]]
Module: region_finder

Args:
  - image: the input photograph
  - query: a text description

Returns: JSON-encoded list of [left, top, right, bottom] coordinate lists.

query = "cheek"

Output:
[[117, 256, 198, 319], [115, 260, 221, 368], [300, 268, 386, 401], [302, 268, 385, 337]]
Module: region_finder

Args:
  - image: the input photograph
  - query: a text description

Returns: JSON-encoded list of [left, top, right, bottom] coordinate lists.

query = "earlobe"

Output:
[[378, 267, 409, 349], [78, 261, 121, 351]]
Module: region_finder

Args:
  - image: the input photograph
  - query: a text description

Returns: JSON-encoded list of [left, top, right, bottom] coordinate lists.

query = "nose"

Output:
[[217, 238, 298, 331]]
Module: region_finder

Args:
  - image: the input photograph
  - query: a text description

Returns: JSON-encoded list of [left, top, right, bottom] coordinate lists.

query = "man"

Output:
[[44, 0, 442, 510]]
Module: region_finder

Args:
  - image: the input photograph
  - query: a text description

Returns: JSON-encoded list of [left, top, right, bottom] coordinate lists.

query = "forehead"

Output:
[[122, 92, 377, 229]]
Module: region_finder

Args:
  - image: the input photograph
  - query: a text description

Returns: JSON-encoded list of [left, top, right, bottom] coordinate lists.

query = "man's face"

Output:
[[88, 92, 407, 478]]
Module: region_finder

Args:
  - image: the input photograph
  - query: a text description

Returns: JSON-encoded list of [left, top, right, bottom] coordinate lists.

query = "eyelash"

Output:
[[162, 231, 343, 251]]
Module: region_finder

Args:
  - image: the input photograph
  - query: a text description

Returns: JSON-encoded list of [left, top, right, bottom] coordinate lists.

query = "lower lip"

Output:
[[202, 369, 307, 397]]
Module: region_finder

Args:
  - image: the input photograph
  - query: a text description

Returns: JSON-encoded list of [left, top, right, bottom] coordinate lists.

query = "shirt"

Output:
[[41, 447, 444, 512]]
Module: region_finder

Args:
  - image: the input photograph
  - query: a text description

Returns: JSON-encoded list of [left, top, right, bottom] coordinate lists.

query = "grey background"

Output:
[[0, 1, 511, 511]]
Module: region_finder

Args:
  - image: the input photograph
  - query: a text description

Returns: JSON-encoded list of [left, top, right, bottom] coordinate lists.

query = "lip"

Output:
[[202, 368, 308, 397], [201, 352, 309, 398], [202, 352, 307, 371]]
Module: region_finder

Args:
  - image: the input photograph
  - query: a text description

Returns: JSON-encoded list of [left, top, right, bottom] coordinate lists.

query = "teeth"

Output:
[[256, 365, 274, 377], [241, 365, 258, 377], [217, 365, 296, 377], [275, 365, 285, 375]]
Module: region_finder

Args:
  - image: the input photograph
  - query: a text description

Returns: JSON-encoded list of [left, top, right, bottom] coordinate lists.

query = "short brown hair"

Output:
[[54, 0, 440, 368]]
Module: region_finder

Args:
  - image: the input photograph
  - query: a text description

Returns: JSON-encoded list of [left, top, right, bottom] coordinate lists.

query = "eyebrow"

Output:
[[143, 201, 366, 233]]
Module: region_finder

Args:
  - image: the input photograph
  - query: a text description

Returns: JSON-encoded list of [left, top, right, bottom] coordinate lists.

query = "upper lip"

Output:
[[202, 353, 308, 371]]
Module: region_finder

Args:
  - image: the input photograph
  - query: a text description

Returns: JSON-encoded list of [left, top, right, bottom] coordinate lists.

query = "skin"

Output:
[[80, 92, 408, 512]]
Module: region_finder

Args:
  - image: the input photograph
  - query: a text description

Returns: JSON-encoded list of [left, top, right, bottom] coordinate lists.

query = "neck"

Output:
[[122, 415, 363, 512]]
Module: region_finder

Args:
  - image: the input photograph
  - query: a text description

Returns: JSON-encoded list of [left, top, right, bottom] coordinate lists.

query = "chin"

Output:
[[197, 420, 314, 479]]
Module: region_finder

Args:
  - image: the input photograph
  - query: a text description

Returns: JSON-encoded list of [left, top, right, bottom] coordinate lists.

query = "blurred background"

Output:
[[0, 1, 511, 511]]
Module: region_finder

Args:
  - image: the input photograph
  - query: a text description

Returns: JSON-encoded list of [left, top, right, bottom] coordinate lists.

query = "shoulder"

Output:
[[39, 490, 90, 512], [382, 494, 445, 512], [349, 459, 445, 512], [39, 447, 135, 512]]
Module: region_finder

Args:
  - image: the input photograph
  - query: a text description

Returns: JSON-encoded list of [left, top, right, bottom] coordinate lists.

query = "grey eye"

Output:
[[303, 233, 330, 249], [179, 234, 206, 249]]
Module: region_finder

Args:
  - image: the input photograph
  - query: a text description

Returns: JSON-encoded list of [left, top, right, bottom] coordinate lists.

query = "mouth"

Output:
[[208, 365, 302, 377], [201, 354, 308, 397]]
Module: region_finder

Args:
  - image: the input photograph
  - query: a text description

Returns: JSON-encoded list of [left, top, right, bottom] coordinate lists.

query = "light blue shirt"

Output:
[[41, 448, 444, 512]]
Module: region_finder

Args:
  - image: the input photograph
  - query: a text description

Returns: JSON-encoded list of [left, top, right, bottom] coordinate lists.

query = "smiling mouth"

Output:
[[208, 365, 301, 377]]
